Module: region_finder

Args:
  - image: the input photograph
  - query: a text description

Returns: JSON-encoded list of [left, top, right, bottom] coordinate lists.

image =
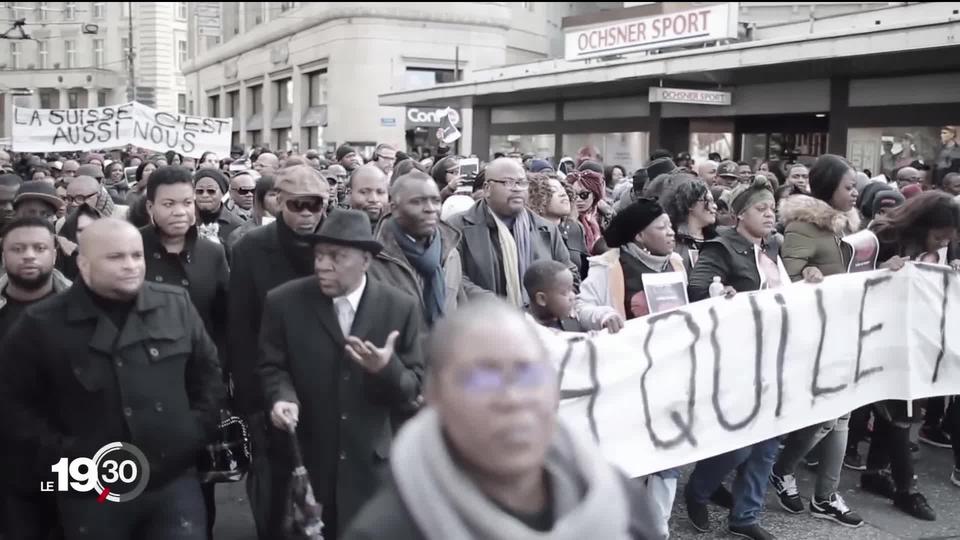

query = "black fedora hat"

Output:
[[309, 209, 383, 254]]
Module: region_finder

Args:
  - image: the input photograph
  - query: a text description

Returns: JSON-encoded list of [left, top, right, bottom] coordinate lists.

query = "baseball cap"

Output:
[[717, 160, 739, 178]]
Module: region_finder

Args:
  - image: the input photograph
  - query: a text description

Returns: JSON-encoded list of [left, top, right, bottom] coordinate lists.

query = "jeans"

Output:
[[58, 473, 205, 540], [924, 396, 946, 427], [866, 413, 913, 492], [774, 414, 850, 499], [947, 397, 960, 468], [688, 438, 780, 527], [847, 406, 872, 454]]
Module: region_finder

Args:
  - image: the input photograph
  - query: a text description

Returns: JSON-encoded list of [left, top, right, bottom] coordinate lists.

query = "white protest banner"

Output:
[[552, 264, 960, 478], [11, 102, 232, 159]]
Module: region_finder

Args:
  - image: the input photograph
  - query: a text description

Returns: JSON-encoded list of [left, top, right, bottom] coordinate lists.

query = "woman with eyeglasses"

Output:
[[431, 155, 464, 201], [566, 169, 607, 255], [193, 168, 244, 245], [527, 173, 589, 279], [660, 175, 717, 273]]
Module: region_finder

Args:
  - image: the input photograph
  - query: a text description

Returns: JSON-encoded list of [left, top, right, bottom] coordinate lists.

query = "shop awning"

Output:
[[301, 106, 327, 127]]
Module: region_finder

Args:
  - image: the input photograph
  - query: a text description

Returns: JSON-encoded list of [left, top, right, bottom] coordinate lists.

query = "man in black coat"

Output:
[[227, 164, 331, 538], [0, 218, 225, 539], [259, 209, 424, 539]]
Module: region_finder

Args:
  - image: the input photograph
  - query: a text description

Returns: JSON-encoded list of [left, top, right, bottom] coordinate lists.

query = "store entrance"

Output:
[[735, 114, 830, 170]]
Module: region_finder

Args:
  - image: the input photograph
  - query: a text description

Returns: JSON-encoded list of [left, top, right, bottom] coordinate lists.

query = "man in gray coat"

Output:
[[446, 158, 578, 307]]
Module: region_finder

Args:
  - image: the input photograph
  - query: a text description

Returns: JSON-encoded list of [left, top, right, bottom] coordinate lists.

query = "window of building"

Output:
[[307, 71, 327, 106], [489, 134, 556, 161], [247, 130, 261, 145], [98, 89, 109, 106], [65, 40, 76, 68], [206, 35, 221, 49], [562, 132, 650, 173], [177, 40, 187, 68], [275, 78, 291, 112], [246, 3, 264, 29], [177, 2, 188, 19], [248, 85, 262, 116], [10, 42, 20, 70], [65, 2, 76, 20], [38, 2, 48, 21], [94, 39, 104, 68], [178, 94, 187, 114], [189, 100, 194, 115], [280, 2, 294, 12], [67, 88, 86, 109], [38, 88, 58, 109], [228, 91, 239, 120], [93, 2, 105, 18], [208, 95, 220, 117], [404, 67, 456, 90], [274, 128, 291, 151], [38, 41, 48, 69], [305, 126, 322, 149]]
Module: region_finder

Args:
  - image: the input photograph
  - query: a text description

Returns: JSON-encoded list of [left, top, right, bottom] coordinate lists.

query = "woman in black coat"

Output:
[[661, 176, 718, 275]]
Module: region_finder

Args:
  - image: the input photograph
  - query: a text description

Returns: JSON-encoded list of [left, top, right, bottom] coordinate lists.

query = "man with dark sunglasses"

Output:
[[227, 165, 331, 538], [227, 171, 257, 221]]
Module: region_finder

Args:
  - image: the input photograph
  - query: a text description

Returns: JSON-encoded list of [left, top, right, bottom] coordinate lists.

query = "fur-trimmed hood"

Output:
[[779, 194, 860, 236]]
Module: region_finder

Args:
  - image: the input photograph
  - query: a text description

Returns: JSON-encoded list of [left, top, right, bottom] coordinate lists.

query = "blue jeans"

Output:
[[688, 438, 780, 527]]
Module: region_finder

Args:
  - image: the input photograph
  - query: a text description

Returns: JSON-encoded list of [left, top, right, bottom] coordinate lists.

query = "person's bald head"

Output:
[[897, 166, 922, 190], [697, 160, 718, 184], [77, 218, 145, 300], [66, 175, 101, 209], [348, 164, 389, 223], [61, 160, 80, 178], [255, 152, 279, 173], [484, 157, 528, 217]]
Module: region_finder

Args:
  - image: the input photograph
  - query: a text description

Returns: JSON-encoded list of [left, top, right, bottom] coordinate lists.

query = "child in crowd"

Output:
[[523, 259, 584, 332]]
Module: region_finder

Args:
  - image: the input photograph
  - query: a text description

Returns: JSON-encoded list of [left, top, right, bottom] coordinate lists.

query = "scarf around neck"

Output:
[[390, 408, 631, 540], [488, 204, 533, 307], [276, 215, 318, 276], [390, 219, 446, 325], [578, 210, 601, 252], [621, 242, 686, 277]]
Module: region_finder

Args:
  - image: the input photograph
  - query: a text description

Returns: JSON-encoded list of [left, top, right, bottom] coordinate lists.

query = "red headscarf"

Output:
[[567, 169, 606, 251]]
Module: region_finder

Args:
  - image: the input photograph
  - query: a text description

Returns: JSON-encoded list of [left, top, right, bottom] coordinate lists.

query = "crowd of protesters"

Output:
[[0, 134, 958, 540]]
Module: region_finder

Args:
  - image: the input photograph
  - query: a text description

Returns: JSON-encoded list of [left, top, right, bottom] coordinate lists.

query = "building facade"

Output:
[[182, 2, 600, 158], [0, 2, 189, 141], [380, 2, 960, 176]]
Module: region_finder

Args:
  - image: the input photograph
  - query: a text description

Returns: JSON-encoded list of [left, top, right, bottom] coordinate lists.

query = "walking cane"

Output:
[[284, 423, 325, 540]]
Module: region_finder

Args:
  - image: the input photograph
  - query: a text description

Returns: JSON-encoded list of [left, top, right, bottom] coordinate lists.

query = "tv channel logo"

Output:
[[41, 442, 150, 503]]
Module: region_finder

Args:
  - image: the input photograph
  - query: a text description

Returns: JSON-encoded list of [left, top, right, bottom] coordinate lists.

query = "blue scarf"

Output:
[[391, 220, 446, 325]]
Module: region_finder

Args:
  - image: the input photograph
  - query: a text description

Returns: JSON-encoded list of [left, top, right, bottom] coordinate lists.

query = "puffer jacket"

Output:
[[779, 194, 859, 281], [688, 227, 790, 301]]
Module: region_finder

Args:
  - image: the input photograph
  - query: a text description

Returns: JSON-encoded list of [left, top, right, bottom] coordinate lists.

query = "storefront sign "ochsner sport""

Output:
[[565, 3, 739, 61], [649, 87, 732, 106]]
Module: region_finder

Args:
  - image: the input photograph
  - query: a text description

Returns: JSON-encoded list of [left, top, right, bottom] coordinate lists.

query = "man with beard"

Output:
[[226, 171, 257, 221], [0, 173, 20, 234], [0, 217, 71, 538], [194, 168, 244, 245], [348, 164, 389, 230], [227, 164, 330, 538], [0, 218, 225, 539], [374, 144, 397, 177]]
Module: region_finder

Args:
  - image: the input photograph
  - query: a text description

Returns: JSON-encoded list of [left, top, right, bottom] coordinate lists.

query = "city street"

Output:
[[212, 435, 960, 539]]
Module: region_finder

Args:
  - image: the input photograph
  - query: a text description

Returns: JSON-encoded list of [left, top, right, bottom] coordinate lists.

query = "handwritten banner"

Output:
[[11, 102, 231, 159], [552, 263, 960, 478]]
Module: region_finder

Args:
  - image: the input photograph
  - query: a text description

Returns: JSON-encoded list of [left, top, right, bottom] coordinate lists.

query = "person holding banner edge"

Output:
[[684, 176, 792, 539]]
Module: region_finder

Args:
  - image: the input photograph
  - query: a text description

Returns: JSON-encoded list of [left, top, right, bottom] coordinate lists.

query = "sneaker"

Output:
[[810, 493, 864, 528], [860, 472, 896, 500], [685, 487, 710, 532], [918, 426, 952, 448], [951, 468, 960, 487], [893, 492, 936, 521], [728, 523, 776, 540], [843, 451, 866, 471], [710, 484, 734, 509], [769, 472, 804, 514]]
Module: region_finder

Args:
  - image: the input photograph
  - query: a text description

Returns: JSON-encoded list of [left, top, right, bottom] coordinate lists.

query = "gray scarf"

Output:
[[390, 408, 631, 540], [621, 241, 670, 272]]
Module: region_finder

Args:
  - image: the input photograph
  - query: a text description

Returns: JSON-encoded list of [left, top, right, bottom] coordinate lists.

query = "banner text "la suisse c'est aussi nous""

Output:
[[11, 102, 232, 159]]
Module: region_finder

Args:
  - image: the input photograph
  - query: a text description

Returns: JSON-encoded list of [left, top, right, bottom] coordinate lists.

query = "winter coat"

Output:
[[688, 227, 790, 301], [779, 194, 859, 281], [558, 218, 590, 279]]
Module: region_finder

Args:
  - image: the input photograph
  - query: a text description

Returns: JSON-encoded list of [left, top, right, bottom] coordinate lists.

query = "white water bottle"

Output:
[[708, 276, 725, 298]]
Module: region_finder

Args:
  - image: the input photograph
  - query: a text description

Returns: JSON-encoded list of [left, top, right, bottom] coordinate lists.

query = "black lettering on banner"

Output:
[[132, 119, 149, 141], [117, 104, 133, 121], [13, 108, 31, 125], [812, 288, 847, 399], [774, 294, 788, 417], [557, 336, 601, 443], [182, 131, 196, 154], [52, 126, 73, 146], [49, 110, 64, 125], [182, 117, 200, 133], [214, 118, 231, 134], [855, 275, 892, 383], [915, 264, 952, 382], [710, 298, 763, 430], [641, 310, 699, 449], [154, 112, 177, 129]]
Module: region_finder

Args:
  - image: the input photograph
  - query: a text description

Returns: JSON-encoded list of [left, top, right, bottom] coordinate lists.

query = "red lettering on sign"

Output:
[[637, 21, 647, 41], [673, 13, 687, 35], [578, 33, 588, 51], [698, 10, 710, 32], [687, 12, 700, 33], [662, 15, 672, 36]]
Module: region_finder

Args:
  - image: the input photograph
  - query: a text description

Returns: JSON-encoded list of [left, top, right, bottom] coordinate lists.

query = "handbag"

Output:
[[199, 409, 252, 483]]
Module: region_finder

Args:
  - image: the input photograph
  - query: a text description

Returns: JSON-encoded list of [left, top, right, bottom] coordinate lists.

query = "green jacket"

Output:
[[779, 194, 859, 281]]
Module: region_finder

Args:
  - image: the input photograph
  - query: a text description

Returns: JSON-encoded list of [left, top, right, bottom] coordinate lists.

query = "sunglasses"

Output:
[[574, 191, 592, 201], [232, 187, 255, 196], [195, 188, 220, 196], [286, 197, 325, 213]]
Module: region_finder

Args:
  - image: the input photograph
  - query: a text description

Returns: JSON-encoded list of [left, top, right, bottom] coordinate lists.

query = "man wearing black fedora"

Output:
[[257, 208, 424, 538]]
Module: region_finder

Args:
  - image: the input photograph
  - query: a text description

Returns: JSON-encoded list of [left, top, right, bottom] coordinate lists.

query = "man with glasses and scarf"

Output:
[[227, 164, 331, 539], [447, 158, 578, 306]]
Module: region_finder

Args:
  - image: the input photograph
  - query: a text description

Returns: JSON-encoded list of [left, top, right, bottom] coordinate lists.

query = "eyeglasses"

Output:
[[455, 362, 552, 395], [487, 178, 530, 190], [286, 197, 325, 213], [574, 191, 592, 201], [698, 196, 716, 205], [231, 187, 255, 196], [65, 192, 98, 205], [195, 188, 220, 196]]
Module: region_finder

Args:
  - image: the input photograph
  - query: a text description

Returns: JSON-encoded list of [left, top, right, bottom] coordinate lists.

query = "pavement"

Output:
[[211, 437, 960, 540]]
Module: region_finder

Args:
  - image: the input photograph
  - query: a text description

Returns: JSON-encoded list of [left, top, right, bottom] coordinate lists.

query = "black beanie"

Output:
[[336, 145, 357, 162], [194, 168, 229, 194], [603, 198, 664, 248], [645, 157, 677, 181], [809, 154, 851, 203], [871, 189, 905, 218]]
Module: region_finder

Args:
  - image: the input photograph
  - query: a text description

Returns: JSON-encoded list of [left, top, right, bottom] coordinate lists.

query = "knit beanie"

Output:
[[194, 168, 229, 194], [603, 198, 664, 248], [336, 145, 357, 162]]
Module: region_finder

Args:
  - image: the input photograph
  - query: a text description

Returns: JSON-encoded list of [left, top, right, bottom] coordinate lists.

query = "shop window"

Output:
[[562, 132, 649, 173], [691, 132, 734, 165], [404, 67, 455, 90], [847, 126, 959, 183], [489, 134, 555, 160], [740, 132, 828, 170]]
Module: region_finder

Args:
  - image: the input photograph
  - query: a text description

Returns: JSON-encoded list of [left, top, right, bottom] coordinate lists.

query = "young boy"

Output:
[[523, 259, 584, 332]]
